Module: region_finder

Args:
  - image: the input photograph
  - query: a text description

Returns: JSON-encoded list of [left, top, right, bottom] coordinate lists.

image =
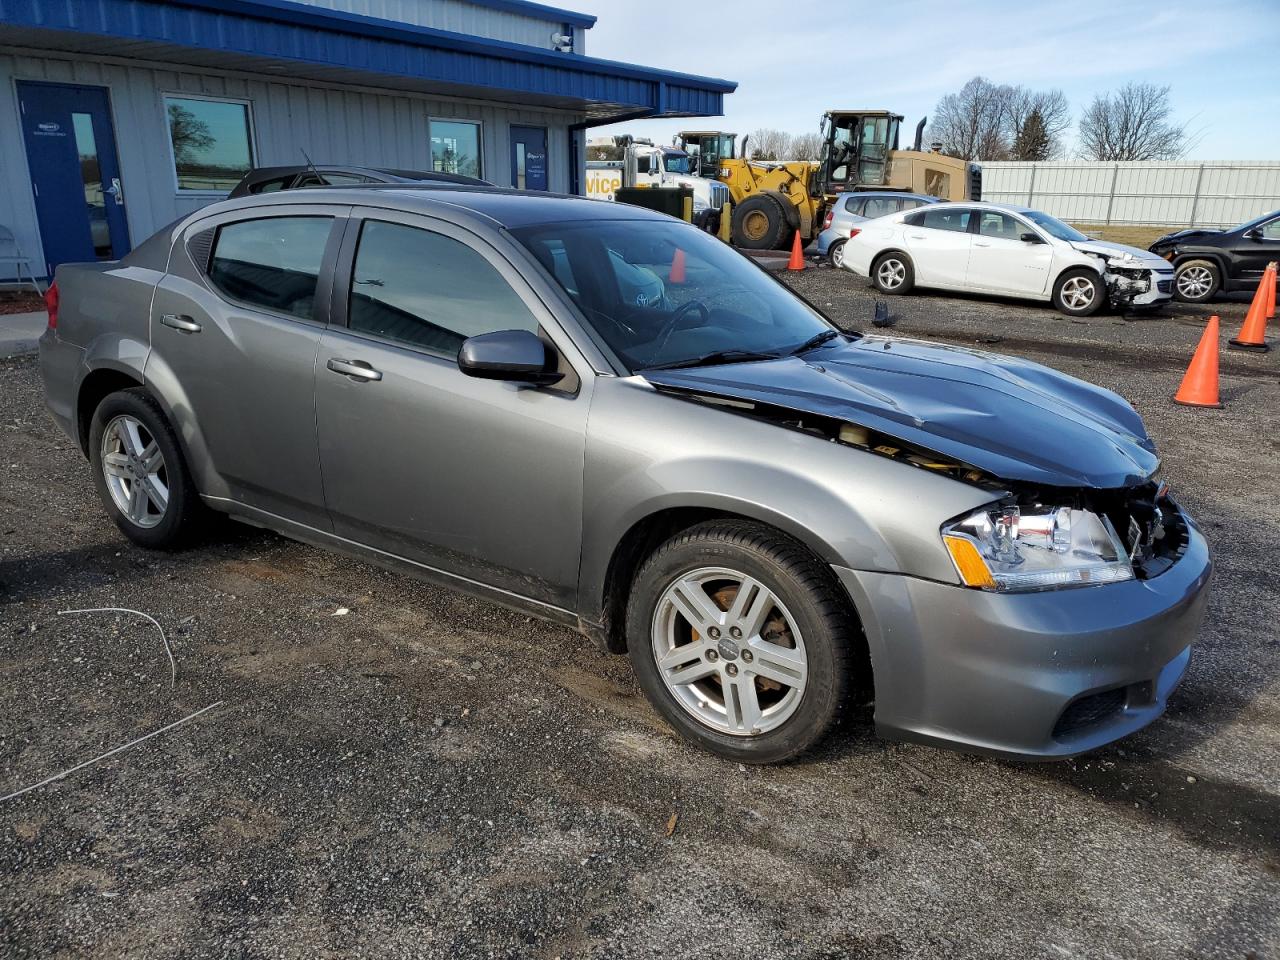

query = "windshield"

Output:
[[662, 151, 694, 175], [1023, 210, 1088, 242], [513, 219, 835, 371], [1237, 210, 1280, 232]]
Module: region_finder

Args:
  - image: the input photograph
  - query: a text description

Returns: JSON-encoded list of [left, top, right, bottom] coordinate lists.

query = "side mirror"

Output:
[[1245, 228, 1261, 241], [457, 329, 564, 386], [1020, 232, 1045, 244]]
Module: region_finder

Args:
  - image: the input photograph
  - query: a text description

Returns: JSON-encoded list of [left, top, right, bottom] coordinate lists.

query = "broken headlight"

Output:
[[942, 504, 1134, 592]]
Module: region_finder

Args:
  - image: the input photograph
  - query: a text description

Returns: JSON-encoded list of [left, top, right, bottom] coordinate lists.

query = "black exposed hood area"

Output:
[[643, 336, 1160, 489]]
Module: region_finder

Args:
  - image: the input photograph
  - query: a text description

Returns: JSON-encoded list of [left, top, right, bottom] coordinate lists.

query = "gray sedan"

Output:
[[38, 186, 1211, 763], [815, 191, 939, 266]]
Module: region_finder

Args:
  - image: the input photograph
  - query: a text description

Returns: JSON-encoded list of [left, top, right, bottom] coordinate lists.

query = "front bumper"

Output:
[[1110, 267, 1175, 307], [833, 517, 1212, 759]]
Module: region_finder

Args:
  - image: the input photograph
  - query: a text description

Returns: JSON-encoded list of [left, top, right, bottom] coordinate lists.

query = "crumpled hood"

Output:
[[1069, 238, 1172, 269], [643, 336, 1159, 488], [1152, 227, 1221, 247]]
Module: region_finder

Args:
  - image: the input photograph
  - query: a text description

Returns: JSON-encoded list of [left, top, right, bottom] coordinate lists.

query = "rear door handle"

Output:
[[327, 358, 383, 382], [160, 313, 201, 333], [974, 241, 992, 247]]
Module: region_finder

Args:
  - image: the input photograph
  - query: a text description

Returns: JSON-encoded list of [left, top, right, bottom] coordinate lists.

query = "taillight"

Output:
[[848, 228, 861, 239], [44, 281, 59, 330], [821, 210, 834, 231]]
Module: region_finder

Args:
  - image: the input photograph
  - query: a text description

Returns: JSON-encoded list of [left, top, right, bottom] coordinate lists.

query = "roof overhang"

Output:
[[0, 0, 735, 123]]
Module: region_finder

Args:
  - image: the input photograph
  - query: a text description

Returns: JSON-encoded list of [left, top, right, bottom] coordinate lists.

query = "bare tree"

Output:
[[1004, 88, 1070, 159], [748, 128, 792, 161], [927, 77, 1011, 161], [1078, 82, 1189, 161], [586, 143, 621, 161], [789, 132, 823, 161]]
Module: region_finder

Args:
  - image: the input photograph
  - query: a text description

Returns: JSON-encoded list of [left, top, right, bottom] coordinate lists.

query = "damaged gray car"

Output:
[[38, 187, 1212, 763]]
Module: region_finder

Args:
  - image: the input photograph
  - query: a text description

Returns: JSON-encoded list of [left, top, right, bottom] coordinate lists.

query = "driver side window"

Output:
[[1261, 219, 1280, 240], [347, 220, 539, 358]]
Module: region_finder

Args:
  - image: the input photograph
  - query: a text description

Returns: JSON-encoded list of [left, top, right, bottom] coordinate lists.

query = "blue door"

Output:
[[510, 125, 548, 191], [18, 82, 131, 276]]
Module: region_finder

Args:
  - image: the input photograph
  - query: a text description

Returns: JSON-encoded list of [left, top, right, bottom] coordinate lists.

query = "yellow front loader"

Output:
[[677, 112, 980, 250]]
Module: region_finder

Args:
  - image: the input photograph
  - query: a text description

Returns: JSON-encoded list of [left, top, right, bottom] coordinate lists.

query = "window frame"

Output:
[[428, 116, 484, 180], [328, 209, 589, 380], [194, 209, 344, 326], [913, 206, 976, 234], [162, 92, 258, 197]]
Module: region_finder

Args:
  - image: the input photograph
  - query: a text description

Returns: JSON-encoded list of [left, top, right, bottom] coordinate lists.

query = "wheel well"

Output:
[[872, 248, 911, 268], [1053, 262, 1103, 288], [596, 507, 869, 679], [76, 369, 143, 454], [1172, 252, 1226, 275]]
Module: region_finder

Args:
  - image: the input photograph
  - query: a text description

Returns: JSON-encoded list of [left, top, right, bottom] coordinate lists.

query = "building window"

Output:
[[165, 95, 254, 192], [430, 119, 482, 179]]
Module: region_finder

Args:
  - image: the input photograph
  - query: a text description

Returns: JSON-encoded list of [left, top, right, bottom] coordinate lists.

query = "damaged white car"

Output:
[[841, 201, 1175, 316]]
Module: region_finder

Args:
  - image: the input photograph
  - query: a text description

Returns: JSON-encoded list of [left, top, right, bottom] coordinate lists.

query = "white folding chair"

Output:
[[0, 224, 44, 296]]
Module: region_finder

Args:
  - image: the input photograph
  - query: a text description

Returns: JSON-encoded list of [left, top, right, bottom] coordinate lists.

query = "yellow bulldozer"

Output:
[[676, 111, 981, 250]]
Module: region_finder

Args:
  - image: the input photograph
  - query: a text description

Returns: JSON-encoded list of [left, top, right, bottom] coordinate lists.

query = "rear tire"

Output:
[[88, 388, 209, 550], [626, 520, 857, 764], [1173, 259, 1220, 303], [871, 251, 914, 294], [1053, 268, 1105, 316], [732, 194, 789, 251]]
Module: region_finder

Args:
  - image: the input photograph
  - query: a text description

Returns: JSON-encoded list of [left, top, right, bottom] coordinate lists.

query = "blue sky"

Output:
[[581, 0, 1280, 160]]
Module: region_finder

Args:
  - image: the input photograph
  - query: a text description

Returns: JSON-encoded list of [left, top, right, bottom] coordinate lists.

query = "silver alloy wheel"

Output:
[[831, 241, 846, 268], [876, 257, 906, 290], [1060, 274, 1098, 310], [651, 566, 808, 737], [101, 414, 169, 528], [1177, 265, 1214, 299]]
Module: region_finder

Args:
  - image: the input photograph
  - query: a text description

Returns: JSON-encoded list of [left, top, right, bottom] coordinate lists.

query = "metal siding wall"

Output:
[[0, 50, 580, 275], [983, 161, 1280, 228], [288, 0, 560, 47]]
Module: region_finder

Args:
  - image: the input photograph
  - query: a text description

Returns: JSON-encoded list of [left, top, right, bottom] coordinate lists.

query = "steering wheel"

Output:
[[650, 299, 711, 360]]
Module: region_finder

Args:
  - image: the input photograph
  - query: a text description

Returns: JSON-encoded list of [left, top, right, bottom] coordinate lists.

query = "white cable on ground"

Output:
[[0, 701, 224, 803], [58, 606, 177, 688]]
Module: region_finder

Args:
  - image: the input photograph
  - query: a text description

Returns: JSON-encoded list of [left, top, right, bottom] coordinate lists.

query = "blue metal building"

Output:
[[0, 0, 736, 281]]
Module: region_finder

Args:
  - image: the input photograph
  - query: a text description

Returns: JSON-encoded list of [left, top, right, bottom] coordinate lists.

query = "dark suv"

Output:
[[1149, 210, 1280, 302], [227, 165, 489, 198]]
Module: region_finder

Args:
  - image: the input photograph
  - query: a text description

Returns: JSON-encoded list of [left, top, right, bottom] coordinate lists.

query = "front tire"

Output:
[[871, 251, 914, 294], [88, 388, 208, 550], [626, 521, 857, 764], [731, 194, 789, 251], [1053, 268, 1105, 316], [828, 239, 848, 269], [1173, 259, 1220, 303]]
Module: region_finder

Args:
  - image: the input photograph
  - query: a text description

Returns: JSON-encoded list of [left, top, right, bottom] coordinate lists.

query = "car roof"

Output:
[[841, 192, 940, 203], [910, 201, 1037, 215], [196, 184, 674, 231]]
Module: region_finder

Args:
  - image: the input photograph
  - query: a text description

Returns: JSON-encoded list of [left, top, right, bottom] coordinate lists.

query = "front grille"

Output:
[[1053, 688, 1126, 739], [1157, 279, 1172, 293], [709, 183, 730, 210]]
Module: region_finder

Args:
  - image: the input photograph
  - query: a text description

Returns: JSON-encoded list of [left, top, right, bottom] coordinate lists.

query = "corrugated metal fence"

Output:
[[981, 161, 1280, 228]]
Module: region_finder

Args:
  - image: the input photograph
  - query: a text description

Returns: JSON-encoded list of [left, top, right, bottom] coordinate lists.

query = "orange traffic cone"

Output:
[[1228, 267, 1271, 351], [1264, 261, 1276, 320], [1174, 316, 1223, 408], [786, 231, 806, 272], [670, 248, 686, 284]]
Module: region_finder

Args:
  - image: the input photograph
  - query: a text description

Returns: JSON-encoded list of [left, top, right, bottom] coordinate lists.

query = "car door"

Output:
[[1231, 216, 1280, 289], [966, 210, 1054, 297], [148, 206, 344, 528], [313, 210, 591, 609], [903, 206, 975, 288]]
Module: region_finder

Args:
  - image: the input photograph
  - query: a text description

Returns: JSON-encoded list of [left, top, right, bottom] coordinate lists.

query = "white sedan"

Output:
[[840, 202, 1175, 316]]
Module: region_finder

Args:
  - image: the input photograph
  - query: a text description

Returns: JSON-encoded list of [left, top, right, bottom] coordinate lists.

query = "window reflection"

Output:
[[71, 112, 111, 259], [430, 120, 482, 179], [166, 96, 254, 192]]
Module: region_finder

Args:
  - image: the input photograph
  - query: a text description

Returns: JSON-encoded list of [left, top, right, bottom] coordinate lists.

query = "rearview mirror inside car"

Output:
[[1020, 232, 1045, 244], [457, 329, 564, 386]]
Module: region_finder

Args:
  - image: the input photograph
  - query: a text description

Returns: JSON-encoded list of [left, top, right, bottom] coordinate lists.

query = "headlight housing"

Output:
[[942, 503, 1134, 592]]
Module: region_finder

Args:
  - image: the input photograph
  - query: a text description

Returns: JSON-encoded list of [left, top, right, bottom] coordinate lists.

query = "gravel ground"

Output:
[[1, 273, 1278, 959]]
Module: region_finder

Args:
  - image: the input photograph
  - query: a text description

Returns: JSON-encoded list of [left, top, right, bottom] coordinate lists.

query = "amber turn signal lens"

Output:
[[943, 535, 997, 589]]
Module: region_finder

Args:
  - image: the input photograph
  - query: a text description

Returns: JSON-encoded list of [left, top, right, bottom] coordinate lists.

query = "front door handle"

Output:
[[974, 240, 992, 247], [327, 358, 383, 382], [160, 313, 201, 333]]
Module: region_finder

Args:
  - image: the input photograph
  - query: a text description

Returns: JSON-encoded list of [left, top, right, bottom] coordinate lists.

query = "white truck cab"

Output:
[[585, 138, 730, 231]]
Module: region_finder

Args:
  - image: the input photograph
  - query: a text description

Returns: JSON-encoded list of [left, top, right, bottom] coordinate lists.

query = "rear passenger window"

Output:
[[919, 208, 972, 233], [209, 217, 332, 319], [348, 220, 539, 358], [861, 197, 900, 219]]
